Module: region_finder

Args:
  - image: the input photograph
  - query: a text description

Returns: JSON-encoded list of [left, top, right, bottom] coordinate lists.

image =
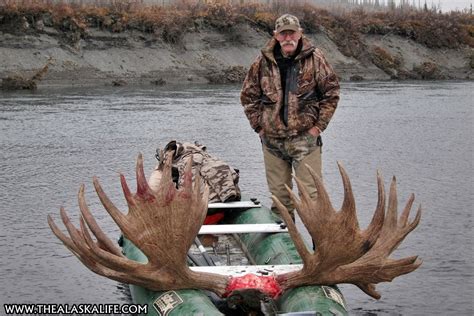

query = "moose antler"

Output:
[[49, 155, 421, 300], [48, 154, 229, 295], [272, 163, 422, 299]]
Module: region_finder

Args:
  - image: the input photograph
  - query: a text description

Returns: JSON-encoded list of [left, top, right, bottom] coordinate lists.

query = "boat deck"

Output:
[[189, 234, 251, 267]]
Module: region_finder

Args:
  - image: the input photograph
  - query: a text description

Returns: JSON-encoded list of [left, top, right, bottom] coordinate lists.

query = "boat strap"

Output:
[[199, 224, 287, 235], [190, 264, 302, 276], [208, 201, 261, 209]]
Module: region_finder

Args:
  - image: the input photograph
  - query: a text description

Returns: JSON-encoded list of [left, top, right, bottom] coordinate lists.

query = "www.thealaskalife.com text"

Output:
[[3, 303, 148, 315]]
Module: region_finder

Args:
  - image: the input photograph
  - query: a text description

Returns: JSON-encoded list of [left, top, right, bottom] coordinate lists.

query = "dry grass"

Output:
[[371, 46, 399, 68], [0, 1, 472, 49], [359, 9, 474, 48], [413, 61, 445, 79]]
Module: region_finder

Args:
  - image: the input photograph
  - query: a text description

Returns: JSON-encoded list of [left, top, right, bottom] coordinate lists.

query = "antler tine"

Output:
[[292, 177, 311, 211], [386, 205, 422, 257], [374, 178, 422, 256], [78, 184, 123, 257], [93, 176, 131, 237], [60, 207, 84, 246], [386, 176, 399, 229], [59, 207, 112, 268], [272, 193, 311, 263], [290, 164, 335, 243], [120, 173, 136, 207], [337, 162, 358, 229], [365, 170, 386, 240], [48, 213, 106, 270], [305, 163, 333, 213], [79, 218, 141, 272], [383, 195, 421, 254], [356, 283, 380, 300], [399, 193, 415, 227], [136, 153, 153, 201], [48, 212, 82, 256], [409, 204, 422, 231], [51, 210, 122, 276], [379, 256, 422, 280]]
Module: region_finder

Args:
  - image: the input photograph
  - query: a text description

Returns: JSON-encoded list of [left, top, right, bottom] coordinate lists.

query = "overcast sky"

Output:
[[438, 0, 471, 11], [405, 0, 472, 11]]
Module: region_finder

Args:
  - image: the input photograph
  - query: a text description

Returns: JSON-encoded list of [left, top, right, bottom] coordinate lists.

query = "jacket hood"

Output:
[[261, 36, 315, 64]]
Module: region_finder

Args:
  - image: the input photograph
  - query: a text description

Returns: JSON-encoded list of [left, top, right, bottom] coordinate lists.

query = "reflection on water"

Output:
[[0, 81, 472, 314]]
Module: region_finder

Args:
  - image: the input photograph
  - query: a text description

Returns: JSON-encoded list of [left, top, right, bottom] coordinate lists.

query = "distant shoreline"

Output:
[[0, 3, 472, 89]]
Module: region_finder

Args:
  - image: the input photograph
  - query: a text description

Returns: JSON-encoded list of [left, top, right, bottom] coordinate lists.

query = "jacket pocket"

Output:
[[297, 88, 321, 102], [297, 79, 314, 94], [296, 90, 320, 128], [297, 90, 320, 113], [260, 94, 276, 108]]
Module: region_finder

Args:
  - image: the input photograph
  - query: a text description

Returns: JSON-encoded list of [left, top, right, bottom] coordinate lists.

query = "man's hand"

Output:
[[308, 126, 321, 137]]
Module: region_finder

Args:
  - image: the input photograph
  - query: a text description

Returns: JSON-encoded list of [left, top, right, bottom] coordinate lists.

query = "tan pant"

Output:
[[263, 144, 322, 219]]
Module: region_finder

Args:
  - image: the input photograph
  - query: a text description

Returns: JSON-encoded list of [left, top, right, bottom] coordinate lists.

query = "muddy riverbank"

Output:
[[0, 3, 472, 88]]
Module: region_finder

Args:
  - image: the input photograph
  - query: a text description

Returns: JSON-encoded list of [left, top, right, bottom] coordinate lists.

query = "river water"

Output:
[[0, 81, 472, 315]]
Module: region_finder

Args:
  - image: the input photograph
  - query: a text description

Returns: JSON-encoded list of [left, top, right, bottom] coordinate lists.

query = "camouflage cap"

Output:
[[275, 14, 301, 33]]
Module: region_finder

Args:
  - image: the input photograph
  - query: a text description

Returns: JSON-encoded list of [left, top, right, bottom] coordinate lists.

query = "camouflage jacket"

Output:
[[240, 37, 340, 138], [159, 141, 241, 203]]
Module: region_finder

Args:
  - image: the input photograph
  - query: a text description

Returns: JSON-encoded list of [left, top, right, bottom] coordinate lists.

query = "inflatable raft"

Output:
[[122, 200, 349, 316]]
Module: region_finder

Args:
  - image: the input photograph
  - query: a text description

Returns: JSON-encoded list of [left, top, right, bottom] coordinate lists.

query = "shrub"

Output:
[[413, 61, 445, 79], [370, 45, 402, 76], [0, 0, 471, 50]]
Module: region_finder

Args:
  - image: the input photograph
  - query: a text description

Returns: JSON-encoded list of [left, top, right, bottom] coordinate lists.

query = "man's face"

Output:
[[274, 30, 302, 56]]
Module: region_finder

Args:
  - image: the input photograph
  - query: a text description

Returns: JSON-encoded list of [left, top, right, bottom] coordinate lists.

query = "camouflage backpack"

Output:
[[156, 140, 241, 203]]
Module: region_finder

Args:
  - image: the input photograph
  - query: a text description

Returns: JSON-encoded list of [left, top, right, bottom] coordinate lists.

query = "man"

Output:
[[240, 14, 340, 220]]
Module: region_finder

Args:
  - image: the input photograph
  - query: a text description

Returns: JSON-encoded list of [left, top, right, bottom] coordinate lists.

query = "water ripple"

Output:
[[0, 81, 472, 313]]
